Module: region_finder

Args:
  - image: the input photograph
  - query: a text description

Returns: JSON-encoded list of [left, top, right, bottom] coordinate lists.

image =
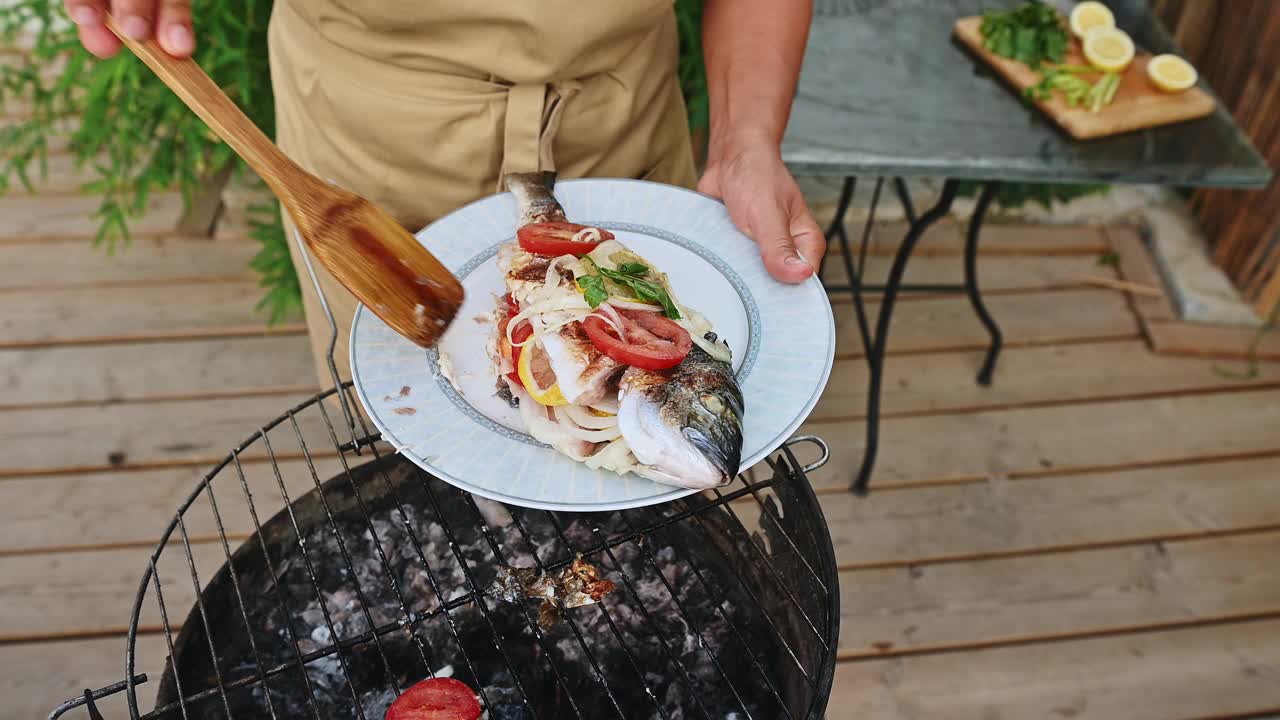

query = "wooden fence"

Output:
[[1153, 0, 1280, 321]]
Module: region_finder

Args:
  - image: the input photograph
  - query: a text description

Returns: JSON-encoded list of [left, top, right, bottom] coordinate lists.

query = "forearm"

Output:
[[701, 0, 812, 160]]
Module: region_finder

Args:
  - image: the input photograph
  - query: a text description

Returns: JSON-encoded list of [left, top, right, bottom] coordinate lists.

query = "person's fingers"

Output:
[[64, 0, 121, 58], [109, 0, 158, 40], [64, 0, 105, 26], [76, 22, 122, 57], [788, 195, 827, 272], [695, 168, 722, 199], [747, 196, 814, 284], [154, 0, 194, 56]]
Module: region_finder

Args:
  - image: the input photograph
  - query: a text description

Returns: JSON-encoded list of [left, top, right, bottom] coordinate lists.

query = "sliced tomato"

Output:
[[508, 321, 533, 387], [517, 222, 614, 257], [504, 292, 519, 317], [385, 677, 482, 720], [583, 308, 692, 370]]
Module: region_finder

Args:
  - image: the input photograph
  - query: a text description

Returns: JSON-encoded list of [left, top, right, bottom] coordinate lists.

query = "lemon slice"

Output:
[[1069, 1, 1115, 40], [1146, 53, 1197, 93], [517, 339, 568, 406], [1083, 27, 1135, 73]]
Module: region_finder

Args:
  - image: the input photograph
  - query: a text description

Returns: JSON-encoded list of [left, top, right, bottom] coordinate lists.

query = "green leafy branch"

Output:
[[0, 0, 299, 322]]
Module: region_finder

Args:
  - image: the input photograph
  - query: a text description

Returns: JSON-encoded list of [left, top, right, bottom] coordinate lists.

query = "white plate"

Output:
[[350, 179, 835, 511]]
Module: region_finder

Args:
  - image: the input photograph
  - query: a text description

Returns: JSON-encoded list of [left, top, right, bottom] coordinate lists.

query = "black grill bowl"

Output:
[[131, 390, 838, 720]]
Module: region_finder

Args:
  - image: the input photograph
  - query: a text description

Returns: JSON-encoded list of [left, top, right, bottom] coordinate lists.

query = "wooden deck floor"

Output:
[[2, 176, 1280, 719]]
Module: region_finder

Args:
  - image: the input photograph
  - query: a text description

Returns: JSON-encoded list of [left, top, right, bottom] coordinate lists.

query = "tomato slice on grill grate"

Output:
[[385, 677, 482, 720]]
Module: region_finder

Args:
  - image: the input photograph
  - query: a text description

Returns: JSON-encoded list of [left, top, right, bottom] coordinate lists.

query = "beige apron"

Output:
[[266, 0, 698, 387]]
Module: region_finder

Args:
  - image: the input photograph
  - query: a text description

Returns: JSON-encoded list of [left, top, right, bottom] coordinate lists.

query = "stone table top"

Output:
[[782, 0, 1272, 188]]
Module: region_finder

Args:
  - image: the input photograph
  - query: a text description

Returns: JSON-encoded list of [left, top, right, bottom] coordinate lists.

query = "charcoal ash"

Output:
[[155, 460, 794, 720]]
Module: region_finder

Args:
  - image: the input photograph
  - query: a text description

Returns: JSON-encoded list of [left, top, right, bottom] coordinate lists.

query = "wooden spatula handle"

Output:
[[103, 18, 295, 196]]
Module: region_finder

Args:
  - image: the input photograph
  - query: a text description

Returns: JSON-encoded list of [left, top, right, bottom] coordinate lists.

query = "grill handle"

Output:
[[782, 435, 830, 473]]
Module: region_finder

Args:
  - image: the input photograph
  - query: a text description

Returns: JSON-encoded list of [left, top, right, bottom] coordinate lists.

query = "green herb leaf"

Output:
[[979, 1, 1068, 69], [615, 262, 649, 276], [577, 274, 609, 308], [588, 258, 682, 319]]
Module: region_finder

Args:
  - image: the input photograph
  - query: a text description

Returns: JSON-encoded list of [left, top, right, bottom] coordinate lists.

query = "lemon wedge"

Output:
[[517, 339, 568, 406], [1146, 53, 1197, 93], [1082, 27, 1135, 73], [1069, 1, 1115, 40]]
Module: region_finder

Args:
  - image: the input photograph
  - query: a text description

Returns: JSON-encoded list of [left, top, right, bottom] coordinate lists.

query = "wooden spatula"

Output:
[[105, 19, 464, 348]]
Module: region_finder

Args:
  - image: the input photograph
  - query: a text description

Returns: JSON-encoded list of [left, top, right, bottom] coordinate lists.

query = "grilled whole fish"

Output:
[[496, 171, 745, 490]]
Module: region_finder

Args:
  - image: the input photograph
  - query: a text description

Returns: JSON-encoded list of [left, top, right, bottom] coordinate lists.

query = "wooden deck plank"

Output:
[[830, 618, 1280, 720], [1, 634, 168, 720], [802, 388, 1280, 490], [1107, 225, 1178, 322], [811, 339, 1279, 422], [0, 235, 256, 290], [818, 457, 1280, 570], [0, 192, 186, 241], [819, 252, 1111, 291], [3, 150, 106, 195], [834, 220, 1112, 257], [832, 288, 1139, 358], [0, 457, 346, 554], [0, 541, 225, 642], [1147, 320, 1280, 363], [0, 336, 318, 408], [0, 393, 343, 476], [838, 530, 1280, 658], [0, 279, 303, 348]]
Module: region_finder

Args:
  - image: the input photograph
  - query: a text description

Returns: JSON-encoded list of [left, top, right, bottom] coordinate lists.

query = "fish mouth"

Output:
[[682, 424, 742, 483]]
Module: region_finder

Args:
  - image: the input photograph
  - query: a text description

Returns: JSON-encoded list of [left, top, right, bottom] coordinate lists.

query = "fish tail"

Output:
[[505, 171, 567, 226]]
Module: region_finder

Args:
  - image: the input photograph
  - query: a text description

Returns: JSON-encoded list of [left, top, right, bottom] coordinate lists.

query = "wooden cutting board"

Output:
[[953, 15, 1215, 140]]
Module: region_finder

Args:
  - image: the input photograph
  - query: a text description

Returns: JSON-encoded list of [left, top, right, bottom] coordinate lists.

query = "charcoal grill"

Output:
[[50, 225, 841, 720]]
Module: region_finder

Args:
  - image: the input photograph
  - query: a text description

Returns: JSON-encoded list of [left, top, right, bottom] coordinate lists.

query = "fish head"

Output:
[[619, 347, 744, 489]]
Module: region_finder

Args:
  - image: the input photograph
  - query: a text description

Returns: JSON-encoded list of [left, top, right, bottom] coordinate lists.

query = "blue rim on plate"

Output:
[[349, 178, 836, 512]]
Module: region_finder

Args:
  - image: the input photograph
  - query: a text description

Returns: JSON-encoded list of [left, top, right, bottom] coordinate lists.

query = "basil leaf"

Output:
[[577, 275, 609, 308], [587, 258, 682, 319]]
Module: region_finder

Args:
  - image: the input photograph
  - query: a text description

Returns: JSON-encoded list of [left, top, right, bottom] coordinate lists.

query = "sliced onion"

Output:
[[505, 295, 590, 346], [553, 406, 622, 442], [598, 301, 625, 330], [587, 306, 627, 342], [607, 298, 663, 312], [589, 396, 620, 415], [571, 227, 602, 244], [543, 255, 575, 294], [690, 332, 733, 364], [563, 404, 619, 429], [584, 438, 637, 472]]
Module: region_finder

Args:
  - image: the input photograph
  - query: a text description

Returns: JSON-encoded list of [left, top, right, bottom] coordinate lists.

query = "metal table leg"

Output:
[[965, 182, 1003, 386], [851, 180, 960, 495], [820, 178, 1003, 496]]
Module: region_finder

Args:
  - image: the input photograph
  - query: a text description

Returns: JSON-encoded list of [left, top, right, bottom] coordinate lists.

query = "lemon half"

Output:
[[1083, 27, 1135, 73], [1069, 1, 1115, 40], [517, 340, 568, 406], [1147, 54, 1197, 93]]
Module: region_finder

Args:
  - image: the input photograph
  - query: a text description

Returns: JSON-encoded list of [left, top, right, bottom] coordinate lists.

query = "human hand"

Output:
[[63, 0, 195, 59], [697, 138, 825, 284]]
